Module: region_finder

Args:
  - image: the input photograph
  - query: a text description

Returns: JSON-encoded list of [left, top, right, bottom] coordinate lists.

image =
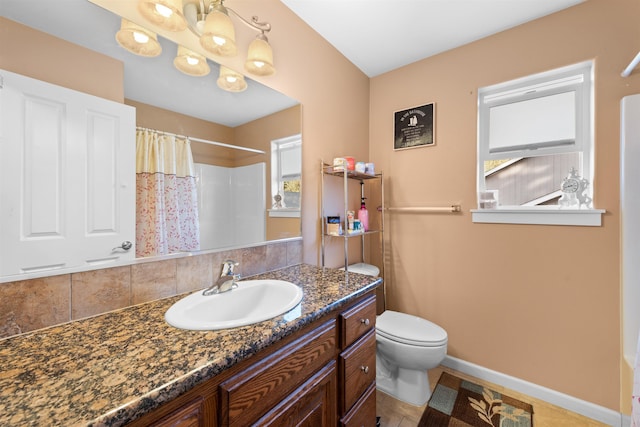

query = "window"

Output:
[[474, 61, 603, 226], [270, 134, 301, 217]]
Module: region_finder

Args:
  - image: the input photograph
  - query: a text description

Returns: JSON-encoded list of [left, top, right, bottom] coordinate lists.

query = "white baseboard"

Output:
[[442, 355, 624, 427]]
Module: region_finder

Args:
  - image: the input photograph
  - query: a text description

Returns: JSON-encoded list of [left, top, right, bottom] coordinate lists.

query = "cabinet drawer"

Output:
[[149, 397, 205, 427], [340, 383, 376, 427], [219, 320, 337, 427], [340, 329, 376, 414], [340, 295, 376, 349]]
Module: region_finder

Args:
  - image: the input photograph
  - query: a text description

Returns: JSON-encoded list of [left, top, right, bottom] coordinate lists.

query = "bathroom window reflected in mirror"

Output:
[[270, 134, 302, 215]]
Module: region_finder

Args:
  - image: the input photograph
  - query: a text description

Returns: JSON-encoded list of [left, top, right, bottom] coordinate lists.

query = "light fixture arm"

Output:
[[225, 7, 271, 35], [183, 0, 271, 39], [153, 0, 276, 79]]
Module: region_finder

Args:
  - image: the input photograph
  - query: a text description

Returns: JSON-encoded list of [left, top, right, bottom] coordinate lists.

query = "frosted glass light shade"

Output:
[[138, 0, 187, 31], [245, 36, 275, 76], [115, 19, 162, 57], [174, 46, 210, 76], [200, 10, 237, 56], [217, 66, 247, 92]]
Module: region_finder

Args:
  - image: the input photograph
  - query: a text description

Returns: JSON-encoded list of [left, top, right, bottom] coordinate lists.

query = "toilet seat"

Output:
[[377, 310, 447, 347]]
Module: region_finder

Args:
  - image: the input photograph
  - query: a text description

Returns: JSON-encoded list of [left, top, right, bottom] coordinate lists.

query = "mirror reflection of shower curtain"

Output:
[[135, 129, 200, 257]]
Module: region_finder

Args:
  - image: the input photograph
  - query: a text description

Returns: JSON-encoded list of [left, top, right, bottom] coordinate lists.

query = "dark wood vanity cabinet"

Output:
[[131, 291, 377, 427]]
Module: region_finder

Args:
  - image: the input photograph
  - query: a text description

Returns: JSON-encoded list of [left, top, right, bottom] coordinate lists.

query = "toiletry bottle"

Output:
[[358, 196, 369, 231]]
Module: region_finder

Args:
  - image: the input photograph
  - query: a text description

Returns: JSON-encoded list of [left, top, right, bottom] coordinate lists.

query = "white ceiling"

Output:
[[281, 0, 585, 77], [1, 0, 585, 126]]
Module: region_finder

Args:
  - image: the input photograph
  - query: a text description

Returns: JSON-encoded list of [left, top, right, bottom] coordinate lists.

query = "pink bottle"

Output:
[[358, 197, 369, 231]]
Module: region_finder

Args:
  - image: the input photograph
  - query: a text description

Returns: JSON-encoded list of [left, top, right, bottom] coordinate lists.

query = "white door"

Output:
[[0, 70, 135, 277]]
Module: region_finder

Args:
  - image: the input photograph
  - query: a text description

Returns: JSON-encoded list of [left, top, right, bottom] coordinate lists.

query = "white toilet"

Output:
[[376, 310, 448, 406], [342, 263, 448, 407]]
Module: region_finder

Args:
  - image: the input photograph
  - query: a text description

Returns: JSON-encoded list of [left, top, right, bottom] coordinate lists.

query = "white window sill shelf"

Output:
[[471, 207, 605, 226], [268, 209, 301, 218]]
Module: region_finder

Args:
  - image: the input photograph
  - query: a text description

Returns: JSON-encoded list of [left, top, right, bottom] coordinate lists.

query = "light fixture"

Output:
[[137, 0, 276, 77], [245, 33, 275, 76], [217, 66, 247, 92], [115, 18, 162, 57], [174, 45, 210, 76], [138, 0, 187, 32], [199, 1, 237, 57], [118, 0, 275, 92]]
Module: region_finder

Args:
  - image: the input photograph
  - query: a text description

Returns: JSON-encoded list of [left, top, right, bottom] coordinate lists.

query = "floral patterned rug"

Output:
[[418, 372, 533, 426]]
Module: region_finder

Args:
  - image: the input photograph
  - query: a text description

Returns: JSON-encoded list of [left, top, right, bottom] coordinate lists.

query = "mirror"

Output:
[[1, 0, 302, 258]]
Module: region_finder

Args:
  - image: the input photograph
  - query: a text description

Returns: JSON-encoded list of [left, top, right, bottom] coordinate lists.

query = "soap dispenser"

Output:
[[358, 182, 369, 231]]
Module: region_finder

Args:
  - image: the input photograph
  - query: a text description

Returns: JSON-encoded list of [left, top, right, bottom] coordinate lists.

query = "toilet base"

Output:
[[376, 367, 432, 407]]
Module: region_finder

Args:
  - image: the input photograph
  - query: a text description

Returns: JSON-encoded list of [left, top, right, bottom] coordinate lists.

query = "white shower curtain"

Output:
[[135, 128, 200, 257]]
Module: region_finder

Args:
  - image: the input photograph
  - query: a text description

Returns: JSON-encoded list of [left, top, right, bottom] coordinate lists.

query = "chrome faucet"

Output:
[[203, 260, 240, 296]]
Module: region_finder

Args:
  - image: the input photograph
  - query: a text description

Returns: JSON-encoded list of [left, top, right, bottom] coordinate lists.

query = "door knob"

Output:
[[113, 241, 133, 251]]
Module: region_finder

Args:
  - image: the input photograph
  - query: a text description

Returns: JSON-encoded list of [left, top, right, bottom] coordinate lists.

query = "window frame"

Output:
[[269, 134, 302, 218], [472, 61, 604, 226]]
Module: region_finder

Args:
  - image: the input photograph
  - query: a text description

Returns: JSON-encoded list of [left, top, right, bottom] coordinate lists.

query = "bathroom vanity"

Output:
[[0, 264, 380, 426]]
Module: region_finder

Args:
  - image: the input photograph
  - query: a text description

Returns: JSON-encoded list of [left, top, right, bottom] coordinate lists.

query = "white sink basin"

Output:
[[165, 279, 303, 330]]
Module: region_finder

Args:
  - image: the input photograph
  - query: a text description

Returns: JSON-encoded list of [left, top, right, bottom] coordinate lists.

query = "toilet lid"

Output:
[[340, 263, 380, 277], [376, 310, 448, 347]]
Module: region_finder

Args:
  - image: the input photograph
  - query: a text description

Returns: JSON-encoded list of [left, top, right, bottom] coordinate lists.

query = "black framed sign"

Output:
[[394, 103, 435, 150]]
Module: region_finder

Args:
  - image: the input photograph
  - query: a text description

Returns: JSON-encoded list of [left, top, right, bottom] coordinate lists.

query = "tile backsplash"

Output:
[[0, 240, 303, 339]]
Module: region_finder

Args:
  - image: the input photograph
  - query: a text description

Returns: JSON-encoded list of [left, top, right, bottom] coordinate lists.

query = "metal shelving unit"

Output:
[[320, 160, 385, 275]]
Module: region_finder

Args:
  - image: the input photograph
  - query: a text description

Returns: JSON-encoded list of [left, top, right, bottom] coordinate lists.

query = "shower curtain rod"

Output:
[[136, 126, 266, 154], [622, 51, 640, 77]]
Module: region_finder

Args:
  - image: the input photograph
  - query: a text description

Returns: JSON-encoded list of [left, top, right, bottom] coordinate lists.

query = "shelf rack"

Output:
[[320, 161, 385, 276]]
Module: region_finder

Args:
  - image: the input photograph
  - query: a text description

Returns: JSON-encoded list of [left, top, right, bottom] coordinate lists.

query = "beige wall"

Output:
[[0, 17, 124, 102], [369, 0, 640, 411]]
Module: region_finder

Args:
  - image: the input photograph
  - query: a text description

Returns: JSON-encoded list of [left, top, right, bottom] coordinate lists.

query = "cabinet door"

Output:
[[0, 69, 135, 276], [255, 361, 337, 427], [340, 383, 376, 427], [219, 320, 337, 427]]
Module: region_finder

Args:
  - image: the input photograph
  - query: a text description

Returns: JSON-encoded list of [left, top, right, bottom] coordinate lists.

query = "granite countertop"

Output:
[[0, 264, 381, 427]]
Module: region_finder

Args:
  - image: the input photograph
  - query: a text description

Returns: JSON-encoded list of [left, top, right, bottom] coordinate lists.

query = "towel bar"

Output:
[[383, 205, 461, 213]]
